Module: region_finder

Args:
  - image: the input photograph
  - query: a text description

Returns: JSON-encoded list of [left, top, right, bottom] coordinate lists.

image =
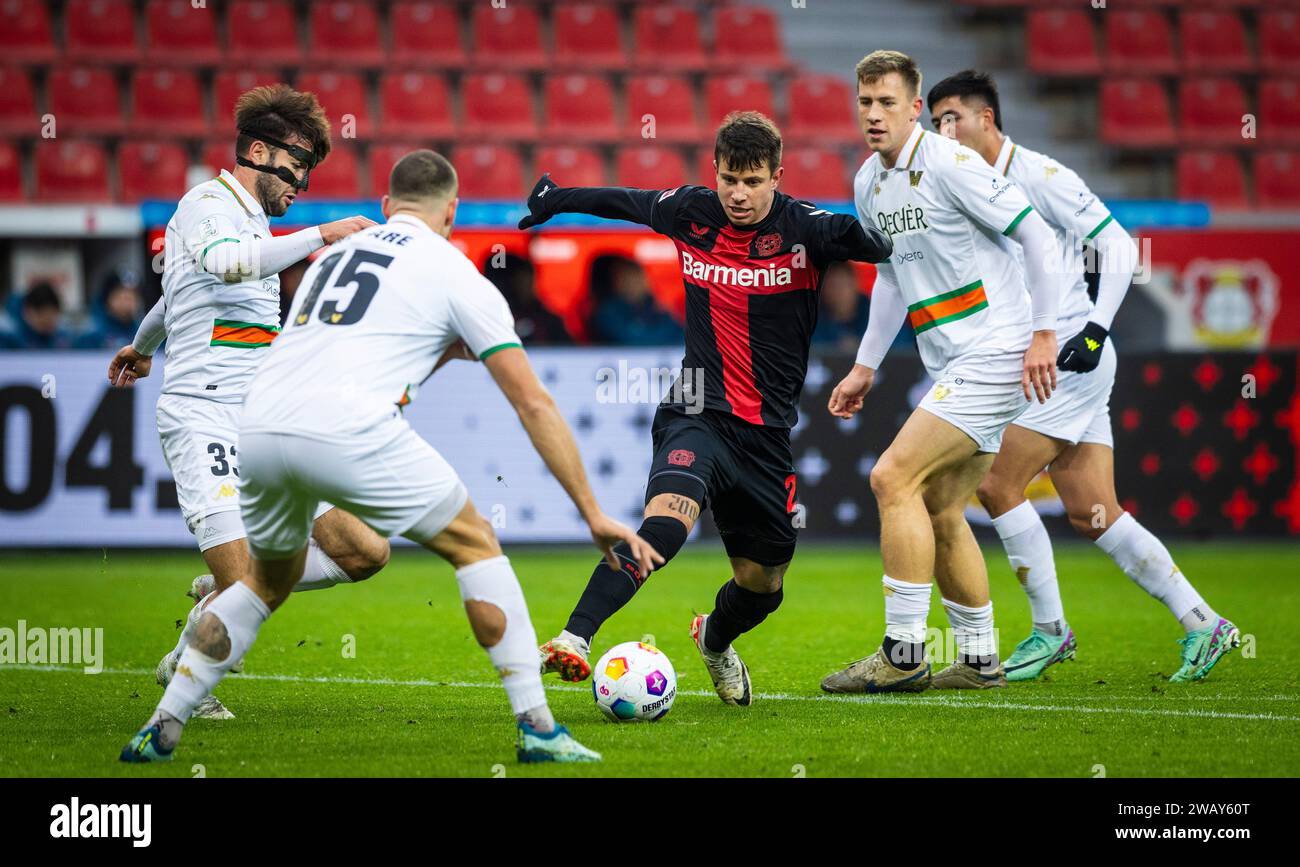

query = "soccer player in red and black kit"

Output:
[[520, 112, 892, 705]]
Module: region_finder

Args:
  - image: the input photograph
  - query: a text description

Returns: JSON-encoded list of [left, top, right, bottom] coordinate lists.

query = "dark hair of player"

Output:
[[855, 49, 923, 98], [388, 149, 459, 203], [713, 111, 783, 174], [23, 282, 61, 311], [927, 69, 1003, 131], [234, 84, 332, 168]]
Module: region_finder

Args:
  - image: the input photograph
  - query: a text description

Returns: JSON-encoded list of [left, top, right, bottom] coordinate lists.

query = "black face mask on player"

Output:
[[235, 128, 317, 191]]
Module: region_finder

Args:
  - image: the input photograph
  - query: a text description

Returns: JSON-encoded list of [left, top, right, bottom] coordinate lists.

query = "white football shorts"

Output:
[[238, 414, 468, 559], [1011, 340, 1116, 448]]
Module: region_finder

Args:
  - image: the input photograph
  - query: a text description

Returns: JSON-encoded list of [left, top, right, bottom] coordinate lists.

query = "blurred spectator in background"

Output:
[[0, 282, 73, 349], [486, 254, 572, 345], [812, 262, 871, 352], [74, 266, 144, 349], [589, 255, 682, 346]]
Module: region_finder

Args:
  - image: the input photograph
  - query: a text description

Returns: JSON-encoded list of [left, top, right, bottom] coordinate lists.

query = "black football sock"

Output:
[[564, 516, 688, 644], [703, 579, 784, 654], [882, 635, 925, 671], [959, 651, 999, 673]]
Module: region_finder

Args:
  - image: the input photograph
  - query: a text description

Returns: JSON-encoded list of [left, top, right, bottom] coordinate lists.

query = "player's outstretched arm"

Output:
[[806, 208, 893, 265], [517, 173, 674, 232], [483, 346, 665, 577], [199, 215, 375, 284], [108, 296, 166, 386]]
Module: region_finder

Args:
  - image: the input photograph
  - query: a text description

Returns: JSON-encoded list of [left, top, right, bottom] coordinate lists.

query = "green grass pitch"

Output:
[[1, 542, 1296, 777]]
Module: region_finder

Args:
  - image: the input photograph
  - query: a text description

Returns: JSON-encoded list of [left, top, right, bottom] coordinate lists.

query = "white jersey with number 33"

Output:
[[242, 214, 521, 439]]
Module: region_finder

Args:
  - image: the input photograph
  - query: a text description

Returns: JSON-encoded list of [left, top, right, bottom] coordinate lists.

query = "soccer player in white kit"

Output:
[[927, 70, 1240, 683], [107, 85, 388, 717], [121, 150, 663, 765], [820, 51, 1064, 693]]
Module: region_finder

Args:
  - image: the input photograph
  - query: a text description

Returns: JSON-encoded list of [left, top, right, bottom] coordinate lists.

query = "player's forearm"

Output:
[[131, 297, 166, 355], [541, 187, 659, 227], [1087, 220, 1138, 331], [824, 218, 893, 265], [514, 394, 601, 521], [200, 227, 325, 282], [855, 275, 907, 370], [1013, 211, 1060, 332]]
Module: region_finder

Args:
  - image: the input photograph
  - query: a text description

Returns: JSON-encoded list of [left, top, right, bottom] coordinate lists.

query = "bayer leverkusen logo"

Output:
[[668, 449, 695, 467], [755, 232, 782, 257]]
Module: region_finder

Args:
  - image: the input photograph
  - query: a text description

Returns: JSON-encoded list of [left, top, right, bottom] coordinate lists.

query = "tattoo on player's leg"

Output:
[[193, 613, 231, 662], [667, 495, 699, 522]]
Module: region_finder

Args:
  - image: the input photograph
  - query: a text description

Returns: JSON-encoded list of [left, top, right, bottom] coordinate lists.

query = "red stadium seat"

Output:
[[534, 146, 606, 188], [0, 142, 23, 201], [0, 0, 58, 64], [625, 75, 701, 144], [713, 5, 786, 72], [296, 72, 372, 141], [1254, 151, 1300, 209], [1260, 11, 1300, 76], [1099, 78, 1176, 147], [786, 74, 860, 145], [227, 0, 302, 66], [471, 4, 547, 70], [212, 70, 281, 130], [632, 6, 706, 72], [554, 4, 625, 70], [65, 0, 140, 64], [200, 140, 234, 175], [452, 144, 524, 199], [0, 66, 36, 137], [1027, 10, 1102, 76], [48, 67, 125, 136], [616, 146, 688, 190], [304, 144, 361, 198], [1175, 151, 1248, 209], [1178, 78, 1248, 147], [461, 73, 539, 142], [1180, 11, 1253, 74], [35, 140, 111, 202], [378, 73, 456, 141], [119, 140, 190, 201], [542, 74, 619, 143], [1104, 10, 1177, 76], [307, 1, 384, 69], [1259, 79, 1300, 146], [390, 2, 467, 69], [781, 149, 851, 202], [130, 68, 208, 138], [367, 143, 412, 198], [144, 0, 222, 66], [705, 75, 776, 128]]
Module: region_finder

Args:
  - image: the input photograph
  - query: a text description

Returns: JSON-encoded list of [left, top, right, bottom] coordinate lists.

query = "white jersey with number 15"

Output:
[[241, 214, 521, 440]]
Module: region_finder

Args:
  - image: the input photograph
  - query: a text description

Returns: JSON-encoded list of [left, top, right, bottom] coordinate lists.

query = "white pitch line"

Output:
[[9, 664, 1300, 724]]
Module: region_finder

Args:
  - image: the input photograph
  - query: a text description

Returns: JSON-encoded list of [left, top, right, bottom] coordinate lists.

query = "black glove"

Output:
[[517, 173, 558, 230], [1057, 321, 1108, 373]]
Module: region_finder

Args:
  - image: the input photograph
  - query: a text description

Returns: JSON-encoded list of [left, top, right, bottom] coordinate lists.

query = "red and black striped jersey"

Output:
[[529, 181, 892, 428]]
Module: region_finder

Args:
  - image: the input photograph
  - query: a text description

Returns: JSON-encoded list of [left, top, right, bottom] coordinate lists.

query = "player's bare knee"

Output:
[[869, 459, 909, 507], [464, 599, 506, 647], [341, 537, 389, 582], [975, 475, 1014, 517], [734, 561, 785, 594], [193, 612, 232, 662]]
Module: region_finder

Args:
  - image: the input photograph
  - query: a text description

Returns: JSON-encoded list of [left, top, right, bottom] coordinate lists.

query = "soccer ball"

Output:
[[591, 641, 677, 722]]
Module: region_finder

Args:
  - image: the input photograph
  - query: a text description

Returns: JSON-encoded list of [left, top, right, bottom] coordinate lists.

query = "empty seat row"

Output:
[[1, 0, 787, 72], [5, 140, 861, 204], [1029, 8, 1300, 76], [0, 68, 863, 145], [1100, 78, 1300, 148]]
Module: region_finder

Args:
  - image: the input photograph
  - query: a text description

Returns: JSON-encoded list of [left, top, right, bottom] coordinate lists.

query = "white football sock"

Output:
[[990, 500, 1068, 636], [455, 555, 548, 723], [1095, 513, 1217, 632], [882, 575, 931, 643], [294, 538, 353, 592], [170, 590, 215, 661], [157, 581, 269, 724], [943, 598, 998, 664]]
